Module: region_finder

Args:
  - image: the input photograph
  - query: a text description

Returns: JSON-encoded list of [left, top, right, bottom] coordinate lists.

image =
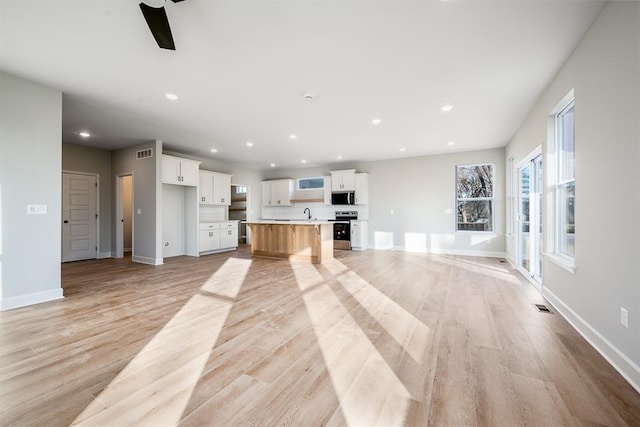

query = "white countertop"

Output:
[[248, 219, 333, 225]]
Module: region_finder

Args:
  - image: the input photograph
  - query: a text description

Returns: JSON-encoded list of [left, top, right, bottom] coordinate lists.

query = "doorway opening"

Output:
[[230, 184, 249, 244], [115, 173, 134, 259], [517, 149, 543, 289]]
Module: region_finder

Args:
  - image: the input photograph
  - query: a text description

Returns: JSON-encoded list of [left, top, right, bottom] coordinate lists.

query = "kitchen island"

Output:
[[247, 220, 334, 264]]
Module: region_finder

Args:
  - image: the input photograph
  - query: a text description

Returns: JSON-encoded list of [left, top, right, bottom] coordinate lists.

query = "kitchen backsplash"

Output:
[[262, 203, 369, 221], [200, 205, 227, 222]]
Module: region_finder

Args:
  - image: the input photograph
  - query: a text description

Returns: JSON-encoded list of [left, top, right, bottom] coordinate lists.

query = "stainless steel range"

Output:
[[330, 210, 358, 250]]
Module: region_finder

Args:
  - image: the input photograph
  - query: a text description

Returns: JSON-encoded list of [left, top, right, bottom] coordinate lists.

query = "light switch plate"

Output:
[[27, 204, 47, 215]]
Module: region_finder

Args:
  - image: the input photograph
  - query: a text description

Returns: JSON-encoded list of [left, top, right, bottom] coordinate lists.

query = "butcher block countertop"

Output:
[[246, 221, 333, 264]]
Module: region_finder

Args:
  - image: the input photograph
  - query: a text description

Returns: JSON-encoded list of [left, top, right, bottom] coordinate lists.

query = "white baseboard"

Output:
[[543, 287, 640, 394], [132, 255, 164, 266], [98, 252, 112, 259], [371, 245, 506, 259], [0, 288, 64, 311]]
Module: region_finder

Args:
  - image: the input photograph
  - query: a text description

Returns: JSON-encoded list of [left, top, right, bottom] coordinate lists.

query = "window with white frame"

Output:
[[554, 95, 575, 259], [456, 164, 494, 232], [297, 177, 324, 190]]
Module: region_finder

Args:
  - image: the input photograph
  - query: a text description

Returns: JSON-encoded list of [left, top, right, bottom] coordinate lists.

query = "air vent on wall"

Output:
[[136, 148, 153, 160]]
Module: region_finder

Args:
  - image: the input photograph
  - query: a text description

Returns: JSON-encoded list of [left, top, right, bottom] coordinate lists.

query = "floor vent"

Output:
[[136, 148, 153, 160], [534, 303, 553, 314]]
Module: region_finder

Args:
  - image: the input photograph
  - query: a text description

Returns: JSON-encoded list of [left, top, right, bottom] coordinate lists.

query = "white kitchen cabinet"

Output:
[[199, 170, 231, 205], [199, 226, 221, 253], [331, 169, 356, 192], [219, 222, 238, 249], [354, 173, 369, 205], [351, 220, 369, 250], [262, 179, 294, 206], [162, 155, 200, 186], [199, 222, 238, 254]]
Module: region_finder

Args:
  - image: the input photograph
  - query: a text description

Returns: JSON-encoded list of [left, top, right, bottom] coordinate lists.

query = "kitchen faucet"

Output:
[[304, 208, 311, 220]]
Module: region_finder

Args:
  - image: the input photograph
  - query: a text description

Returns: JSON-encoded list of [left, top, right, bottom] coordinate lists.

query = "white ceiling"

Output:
[[0, 0, 605, 170]]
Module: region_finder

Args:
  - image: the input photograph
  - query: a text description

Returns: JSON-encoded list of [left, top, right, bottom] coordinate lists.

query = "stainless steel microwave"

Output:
[[331, 191, 355, 205]]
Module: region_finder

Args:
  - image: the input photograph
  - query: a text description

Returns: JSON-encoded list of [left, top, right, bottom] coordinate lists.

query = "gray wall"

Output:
[[0, 72, 63, 310], [112, 140, 163, 264], [62, 143, 112, 256], [265, 147, 506, 256], [506, 2, 640, 387]]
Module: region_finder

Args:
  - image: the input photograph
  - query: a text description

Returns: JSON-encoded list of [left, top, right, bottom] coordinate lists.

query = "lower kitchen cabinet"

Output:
[[350, 220, 369, 250], [220, 222, 238, 249], [199, 222, 238, 254]]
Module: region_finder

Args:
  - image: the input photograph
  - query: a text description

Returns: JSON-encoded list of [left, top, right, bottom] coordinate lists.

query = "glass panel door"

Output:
[[533, 156, 543, 282], [518, 155, 543, 286], [519, 164, 531, 272]]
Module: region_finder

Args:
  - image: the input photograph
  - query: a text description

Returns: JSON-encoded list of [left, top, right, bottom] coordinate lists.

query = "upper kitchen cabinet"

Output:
[[162, 155, 200, 186], [330, 169, 356, 191], [262, 179, 294, 206], [199, 170, 232, 205], [354, 173, 369, 205]]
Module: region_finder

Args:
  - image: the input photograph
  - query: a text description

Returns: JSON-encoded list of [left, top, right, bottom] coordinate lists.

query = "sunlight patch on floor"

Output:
[[200, 257, 252, 297], [436, 255, 519, 284], [72, 258, 250, 426], [291, 262, 411, 426], [333, 262, 430, 364]]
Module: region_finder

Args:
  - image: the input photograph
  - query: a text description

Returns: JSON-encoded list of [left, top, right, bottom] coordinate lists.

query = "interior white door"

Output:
[[62, 172, 97, 262]]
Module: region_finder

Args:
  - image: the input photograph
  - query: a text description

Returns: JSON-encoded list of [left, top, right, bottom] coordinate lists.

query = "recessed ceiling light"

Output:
[[301, 159, 307, 164], [399, 147, 406, 152], [371, 118, 382, 125], [165, 93, 179, 101], [440, 105, 453, 112], [447, 141, 456, 146], [337, 155, 343, 160], [78, 131, 91, 138], [270, 162, 276, 167], [289, 134, 297, 140], [246, 141, 254, 147], [210, 148, 218, 153], [304, 93, 313, 100]]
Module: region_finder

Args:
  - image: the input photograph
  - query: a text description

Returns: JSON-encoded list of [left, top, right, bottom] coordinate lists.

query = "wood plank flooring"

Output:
[[1, 246, 639, 426]]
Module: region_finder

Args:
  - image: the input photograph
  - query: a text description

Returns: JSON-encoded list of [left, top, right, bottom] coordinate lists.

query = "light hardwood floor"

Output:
[[1, 246, 639, 426]]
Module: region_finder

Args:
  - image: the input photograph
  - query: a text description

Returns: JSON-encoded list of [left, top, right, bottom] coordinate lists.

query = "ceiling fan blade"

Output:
[[139, 3, 175, 50]]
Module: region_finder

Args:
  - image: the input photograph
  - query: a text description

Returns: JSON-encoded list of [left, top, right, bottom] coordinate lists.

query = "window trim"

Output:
[[547, 89, 576, 271], [455, 163, 495, 233]]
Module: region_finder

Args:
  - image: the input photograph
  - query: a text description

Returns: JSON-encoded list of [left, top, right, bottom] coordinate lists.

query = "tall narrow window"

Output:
[[456, 164, 494, 232], [555, 98, 575, 259]]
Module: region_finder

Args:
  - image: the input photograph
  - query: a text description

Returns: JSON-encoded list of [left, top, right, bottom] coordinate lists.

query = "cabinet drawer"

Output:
[[200, 223, 221, 230]]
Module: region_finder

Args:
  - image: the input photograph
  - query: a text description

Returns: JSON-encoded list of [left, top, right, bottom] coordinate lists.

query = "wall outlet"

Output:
[[620, 307, 628, 328]]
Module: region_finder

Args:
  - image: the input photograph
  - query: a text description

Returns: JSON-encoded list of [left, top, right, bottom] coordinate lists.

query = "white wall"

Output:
[[265, 148, 506, 256], [62, 143, 112, 257], [112, 140, 163, 265], [0, 72, 63, 310], [506, 2, 640, 389]]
